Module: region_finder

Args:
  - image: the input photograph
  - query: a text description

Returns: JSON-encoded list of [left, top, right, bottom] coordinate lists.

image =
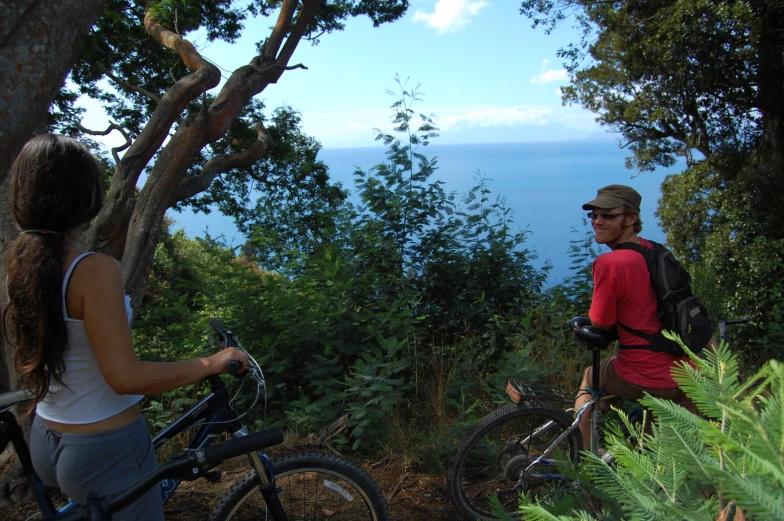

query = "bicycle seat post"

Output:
[[570, 317, 615, 456], [589, 347, 602, 456]]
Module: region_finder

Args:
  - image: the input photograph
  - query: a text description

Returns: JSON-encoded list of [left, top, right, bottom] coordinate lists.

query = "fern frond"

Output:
[[713, 472, 784, 521], [710, 403, 784, 486], [517, 505, 599, 521]]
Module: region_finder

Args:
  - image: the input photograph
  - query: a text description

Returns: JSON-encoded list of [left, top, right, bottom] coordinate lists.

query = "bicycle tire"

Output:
[[448, 403, 581, 520], [209, 452, 391, 521]]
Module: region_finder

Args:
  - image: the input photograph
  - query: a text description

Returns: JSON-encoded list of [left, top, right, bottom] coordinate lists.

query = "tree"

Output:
[[0, 0, 107, 184], [520, 0, 784, 358], [67, 1, 406, 306], [0, 0, 408, 503], [1, 2, 108, 503]]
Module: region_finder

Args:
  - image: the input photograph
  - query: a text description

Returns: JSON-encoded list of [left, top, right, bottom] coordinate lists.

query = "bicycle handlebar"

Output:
[[717, 317, 751, 342], [720, 318, 751, 326], [46, 428, 283, 521], [208, 318, 228, 337], [209, 319, 247, 377]]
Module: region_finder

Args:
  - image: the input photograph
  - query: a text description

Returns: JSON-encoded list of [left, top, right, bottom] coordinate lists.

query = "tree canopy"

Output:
[[41, 0, 409, 306]]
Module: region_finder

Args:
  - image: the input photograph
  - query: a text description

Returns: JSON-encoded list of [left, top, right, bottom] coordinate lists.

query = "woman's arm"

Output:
[[77, 254, 247, 396]]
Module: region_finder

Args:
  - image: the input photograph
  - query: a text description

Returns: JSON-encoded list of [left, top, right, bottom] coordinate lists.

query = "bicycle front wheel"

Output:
[[209, 452, 391, 521], [448, 403, 580, 520]]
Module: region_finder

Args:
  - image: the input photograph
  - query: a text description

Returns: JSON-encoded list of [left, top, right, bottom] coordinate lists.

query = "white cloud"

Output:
[[414, 0, 489, 34], [295, 104, 600, 148], [530, 59, 568, 84], [439, 105, 551, 130]]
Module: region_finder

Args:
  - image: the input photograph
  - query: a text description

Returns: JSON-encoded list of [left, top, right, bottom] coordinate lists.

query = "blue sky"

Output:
[[80, 0, 606, 150]]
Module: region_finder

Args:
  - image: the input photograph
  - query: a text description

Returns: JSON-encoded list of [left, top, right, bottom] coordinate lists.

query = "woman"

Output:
[[4, 134, 248, 520]]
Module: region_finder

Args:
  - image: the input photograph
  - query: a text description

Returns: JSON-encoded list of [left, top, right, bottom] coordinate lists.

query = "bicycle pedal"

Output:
[[204, 470, 222, 483]]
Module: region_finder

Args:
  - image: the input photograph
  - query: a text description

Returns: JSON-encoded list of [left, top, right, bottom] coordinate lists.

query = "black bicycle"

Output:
[[0, 318, 391, 521]]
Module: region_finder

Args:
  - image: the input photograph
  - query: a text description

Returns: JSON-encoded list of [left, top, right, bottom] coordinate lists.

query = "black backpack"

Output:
[[615, 240, 713, 356]]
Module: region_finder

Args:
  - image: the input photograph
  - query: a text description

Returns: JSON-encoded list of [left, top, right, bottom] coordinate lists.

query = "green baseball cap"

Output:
[[582, 184, 641, 213]]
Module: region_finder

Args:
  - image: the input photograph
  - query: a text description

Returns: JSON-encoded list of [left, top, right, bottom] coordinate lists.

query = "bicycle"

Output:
[[0, 318, 391, 521], [446, 316, 750, 520]]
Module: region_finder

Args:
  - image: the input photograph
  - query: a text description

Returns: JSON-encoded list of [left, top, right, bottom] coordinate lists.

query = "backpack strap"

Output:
[[613, 240, 672, 353], [615, 241, 650, 255], [616, 321, 675, 353]]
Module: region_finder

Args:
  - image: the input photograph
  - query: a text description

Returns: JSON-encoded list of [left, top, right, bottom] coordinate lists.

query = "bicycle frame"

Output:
[[516, 346, 605, 481], [152, 374, 245, 503]]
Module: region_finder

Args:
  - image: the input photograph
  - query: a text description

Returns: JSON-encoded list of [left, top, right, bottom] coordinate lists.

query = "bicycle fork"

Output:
[[232, 427, 288, 521]]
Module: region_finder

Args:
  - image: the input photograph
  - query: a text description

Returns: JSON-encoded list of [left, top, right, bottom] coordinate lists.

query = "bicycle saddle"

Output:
[[570, 317, 616, 350]]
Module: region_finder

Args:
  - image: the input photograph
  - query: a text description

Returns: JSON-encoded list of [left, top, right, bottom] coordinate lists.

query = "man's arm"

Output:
[[590, 320, 613, 331]]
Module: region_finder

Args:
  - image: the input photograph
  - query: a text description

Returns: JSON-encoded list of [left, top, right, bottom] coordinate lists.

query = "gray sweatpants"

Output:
[[31, 414, 164, 521]]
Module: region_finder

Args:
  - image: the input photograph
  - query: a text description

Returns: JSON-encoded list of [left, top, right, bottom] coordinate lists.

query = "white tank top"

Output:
[[35, 253, 143, 424]]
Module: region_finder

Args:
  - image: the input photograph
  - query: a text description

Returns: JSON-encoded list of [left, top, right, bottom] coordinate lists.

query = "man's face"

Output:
[[589, 206, 635, 246]]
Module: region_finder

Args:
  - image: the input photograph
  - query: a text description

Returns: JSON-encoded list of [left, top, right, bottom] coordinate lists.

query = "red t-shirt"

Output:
[[589, 238, 690, 388]]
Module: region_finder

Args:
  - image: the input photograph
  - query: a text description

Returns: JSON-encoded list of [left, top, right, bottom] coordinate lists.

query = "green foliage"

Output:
[[343, 337, 411, 450], [659, 154, 784, 364], [130, 77, 563, 456], [519, 333, 784, 520], [182, 102, 349, 270], [522, 0, 761, 172]]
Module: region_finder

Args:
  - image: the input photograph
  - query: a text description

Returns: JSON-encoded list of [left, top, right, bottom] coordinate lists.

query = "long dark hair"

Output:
[[4, 134, 104, 403]]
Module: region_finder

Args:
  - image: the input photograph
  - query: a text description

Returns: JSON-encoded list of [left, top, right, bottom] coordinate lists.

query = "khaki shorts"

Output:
[[586, 356, 697, 415]]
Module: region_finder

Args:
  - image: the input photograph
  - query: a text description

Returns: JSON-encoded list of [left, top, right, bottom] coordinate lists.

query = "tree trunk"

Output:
[[0, 0, 106, 184], [753, 0, 784, 212], [1, 1, 105, 502]]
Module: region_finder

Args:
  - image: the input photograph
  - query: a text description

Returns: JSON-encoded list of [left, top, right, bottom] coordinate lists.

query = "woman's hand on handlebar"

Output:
[[207, 347, 249, 375]]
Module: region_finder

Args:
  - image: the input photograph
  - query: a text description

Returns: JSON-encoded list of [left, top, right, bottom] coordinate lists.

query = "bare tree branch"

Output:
[[144, 12, 214, 73], [263, 0, 299, 61], [305, 28, 328, 42], [256, 63, 308, 75], [83, 12, 221, 258], [277, 0, 322, 67], [96, 61, 160, 104], [75, 121, 132, 164], [173, 123, 271, 203]]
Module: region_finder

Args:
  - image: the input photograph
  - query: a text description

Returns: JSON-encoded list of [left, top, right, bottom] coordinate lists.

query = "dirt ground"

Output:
[[3, 454, 462, 521]]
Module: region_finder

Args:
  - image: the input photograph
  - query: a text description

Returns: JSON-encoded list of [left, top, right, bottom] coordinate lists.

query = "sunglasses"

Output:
[[587, 211, 627, 220]]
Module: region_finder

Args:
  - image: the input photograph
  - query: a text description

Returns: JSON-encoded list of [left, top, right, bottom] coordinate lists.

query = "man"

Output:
[[575, 184, 700, 450]]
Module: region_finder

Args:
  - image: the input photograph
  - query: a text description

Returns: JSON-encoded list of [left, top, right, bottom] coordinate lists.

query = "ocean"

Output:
[[169, 139, 682, 286]]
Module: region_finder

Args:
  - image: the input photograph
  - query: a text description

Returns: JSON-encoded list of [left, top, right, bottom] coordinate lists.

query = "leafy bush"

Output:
[[516, 333, 784, 521]]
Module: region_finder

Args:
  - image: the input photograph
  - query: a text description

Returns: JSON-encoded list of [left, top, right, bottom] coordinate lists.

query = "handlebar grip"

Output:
[[227, 360, 245, 377], [209, 318, 226, 335], [203, 428, 283, 466]]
